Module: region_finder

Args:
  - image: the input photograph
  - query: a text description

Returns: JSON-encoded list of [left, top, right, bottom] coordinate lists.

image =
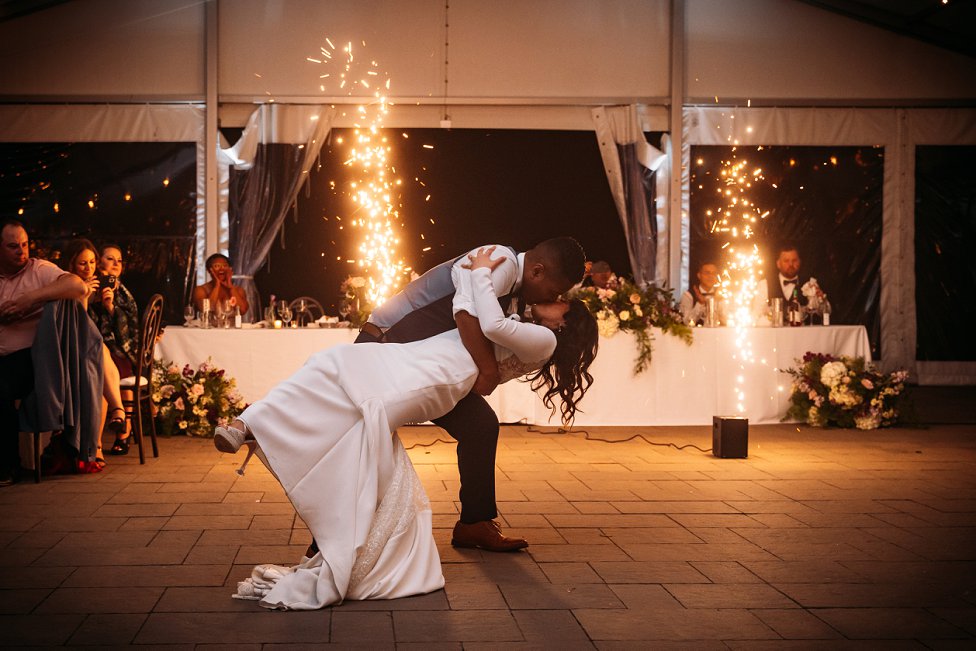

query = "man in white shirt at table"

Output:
[[679, 260, 719, 326]]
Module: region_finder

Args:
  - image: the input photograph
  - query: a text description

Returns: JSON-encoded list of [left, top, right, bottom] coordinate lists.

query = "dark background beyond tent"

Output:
[[0, 142, 196, 324]]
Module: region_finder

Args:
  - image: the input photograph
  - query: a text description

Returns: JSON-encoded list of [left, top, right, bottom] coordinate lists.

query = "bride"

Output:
[[214, 247, 598, 610]]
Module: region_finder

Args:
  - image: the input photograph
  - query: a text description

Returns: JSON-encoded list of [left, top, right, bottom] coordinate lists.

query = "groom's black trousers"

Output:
[[355, 330, 498, 523]]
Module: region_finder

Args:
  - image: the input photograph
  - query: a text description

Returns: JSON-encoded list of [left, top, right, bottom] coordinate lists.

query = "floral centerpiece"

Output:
[[569, 275, 693, 374], [783, 352, 909, 429], [153, 358, 248, 437], [339, 275, 372, 327]]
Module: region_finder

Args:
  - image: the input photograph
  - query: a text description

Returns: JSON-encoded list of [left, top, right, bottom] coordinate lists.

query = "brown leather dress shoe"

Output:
[[451, 520, 529, 552]]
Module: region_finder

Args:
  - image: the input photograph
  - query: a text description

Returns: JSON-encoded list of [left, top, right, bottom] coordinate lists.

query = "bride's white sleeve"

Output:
[[469, 268, 557, 362]]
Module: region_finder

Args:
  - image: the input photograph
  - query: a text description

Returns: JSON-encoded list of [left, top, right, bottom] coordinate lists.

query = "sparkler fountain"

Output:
[[701, 147, 770, 457], [308, 39, 407, 306]]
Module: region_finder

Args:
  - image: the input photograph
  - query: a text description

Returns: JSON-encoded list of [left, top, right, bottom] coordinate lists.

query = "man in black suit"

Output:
[[754, 243, 813, 313]]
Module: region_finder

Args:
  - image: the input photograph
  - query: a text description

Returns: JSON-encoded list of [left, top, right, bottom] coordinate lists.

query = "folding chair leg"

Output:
[[148, 399, 159, 458], [134, 394, 146, 465]]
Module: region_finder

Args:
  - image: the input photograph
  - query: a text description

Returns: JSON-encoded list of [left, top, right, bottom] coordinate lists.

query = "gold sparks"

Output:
[[310, 36, 406, 305]]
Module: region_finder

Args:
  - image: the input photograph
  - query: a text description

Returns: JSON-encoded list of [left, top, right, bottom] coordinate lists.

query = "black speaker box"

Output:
[[712, 416, 748, 458]]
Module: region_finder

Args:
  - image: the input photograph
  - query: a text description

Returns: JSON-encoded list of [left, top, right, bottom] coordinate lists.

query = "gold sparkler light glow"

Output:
[[309, 39, 406, 306], [703, 146, 769, 412]]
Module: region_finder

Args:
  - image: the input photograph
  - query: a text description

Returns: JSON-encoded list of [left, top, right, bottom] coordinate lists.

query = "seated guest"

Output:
[[62, 239, 128, 462], [0, 220, 87, 484], [755, 243, 812, 307], [90, 244, 138, 378], [679, 261, 719, 325], [193, 253, 249, 316], [89, 244, 139, 455], [581, 260, 614, 289]]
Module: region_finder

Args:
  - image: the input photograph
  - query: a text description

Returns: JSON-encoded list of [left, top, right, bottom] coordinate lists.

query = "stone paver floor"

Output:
[[1, 423, 974, 648]]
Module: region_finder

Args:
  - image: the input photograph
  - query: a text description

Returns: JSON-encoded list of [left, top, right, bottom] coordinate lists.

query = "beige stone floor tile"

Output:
[[689, 560, 763, 583], [813, 607, 970, 639], [573, 607, 777, 641], [330, 610, 394, 644], [392, 610, 522, 642], [775, 582, 972, 608], [498, 582, 624, 610], [135, 611, 331, 644], [591, 561, 706, 584], [526, 544, 630, 563], [0, 613, 86, 645], [751, 607, 843, 639], [68, 612, 149, 645], [443, 582, 508, 609], [0, 587, 51, 614], [665, 582, 798, 608], [512, 609, 594, 644]]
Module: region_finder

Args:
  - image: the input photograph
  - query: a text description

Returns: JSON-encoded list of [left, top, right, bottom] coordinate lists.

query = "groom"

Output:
[[356, 237, 586, 551]]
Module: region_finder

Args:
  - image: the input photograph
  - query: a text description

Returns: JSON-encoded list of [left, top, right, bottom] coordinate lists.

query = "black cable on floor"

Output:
[[402, 424, 712, 454], [524, 424, 712, 453]]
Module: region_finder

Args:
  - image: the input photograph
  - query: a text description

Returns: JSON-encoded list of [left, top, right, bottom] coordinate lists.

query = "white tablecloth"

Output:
[[156, 325, 871, 426]]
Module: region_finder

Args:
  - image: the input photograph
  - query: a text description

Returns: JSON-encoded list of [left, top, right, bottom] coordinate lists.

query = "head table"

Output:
[[156, 324, 870, 426]]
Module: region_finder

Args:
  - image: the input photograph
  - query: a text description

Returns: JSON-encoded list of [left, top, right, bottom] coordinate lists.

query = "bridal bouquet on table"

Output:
[[783, 352, 909, 430], [801, 278, 832, 323], [153, 358, 248, 437], [569, 276, 692, 374]]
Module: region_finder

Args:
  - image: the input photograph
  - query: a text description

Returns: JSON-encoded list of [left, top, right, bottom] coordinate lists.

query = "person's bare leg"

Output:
[[101, 345, 127, 456]]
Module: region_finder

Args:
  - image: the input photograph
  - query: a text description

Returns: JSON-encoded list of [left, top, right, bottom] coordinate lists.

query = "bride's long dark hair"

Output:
[[527, 299, 599, 426]]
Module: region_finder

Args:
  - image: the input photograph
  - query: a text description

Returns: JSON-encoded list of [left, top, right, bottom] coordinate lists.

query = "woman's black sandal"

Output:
[[107, 408, 131, 455]]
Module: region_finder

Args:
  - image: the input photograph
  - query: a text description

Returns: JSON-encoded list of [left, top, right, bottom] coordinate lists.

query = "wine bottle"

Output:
[[788, 288, 802, 327]]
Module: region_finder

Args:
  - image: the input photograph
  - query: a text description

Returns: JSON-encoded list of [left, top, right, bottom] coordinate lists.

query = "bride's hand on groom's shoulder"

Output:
[[462, 246, 504, 272]]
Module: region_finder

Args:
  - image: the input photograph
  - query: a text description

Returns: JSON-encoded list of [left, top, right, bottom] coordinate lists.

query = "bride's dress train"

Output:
[[230, 333, 478, 610]]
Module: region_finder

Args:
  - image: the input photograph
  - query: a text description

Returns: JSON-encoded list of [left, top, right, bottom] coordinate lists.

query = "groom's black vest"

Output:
[[376, 246, 519, 344]]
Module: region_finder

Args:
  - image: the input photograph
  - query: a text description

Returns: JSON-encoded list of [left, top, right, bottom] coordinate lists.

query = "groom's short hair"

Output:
[[534, 237, 586, 284]]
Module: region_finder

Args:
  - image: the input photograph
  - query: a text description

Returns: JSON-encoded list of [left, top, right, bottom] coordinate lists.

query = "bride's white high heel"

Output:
[[214, 425, 258, 476]]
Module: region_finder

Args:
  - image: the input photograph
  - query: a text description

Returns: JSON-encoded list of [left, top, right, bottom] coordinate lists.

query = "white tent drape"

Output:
[[215, 103, 335, 314], [592, 105, 667, 285]]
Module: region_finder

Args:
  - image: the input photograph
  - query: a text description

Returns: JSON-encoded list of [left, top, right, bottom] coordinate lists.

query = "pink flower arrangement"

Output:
[[783, 352, 908, 429]]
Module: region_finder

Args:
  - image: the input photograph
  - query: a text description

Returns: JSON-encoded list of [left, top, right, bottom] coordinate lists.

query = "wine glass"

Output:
[[296, 298, 309, 327], [183, 305, 195, 327], [279, 304, 293, 328]]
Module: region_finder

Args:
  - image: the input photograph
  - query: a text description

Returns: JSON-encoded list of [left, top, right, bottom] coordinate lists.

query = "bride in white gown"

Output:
[[215, 248, 598, 610]]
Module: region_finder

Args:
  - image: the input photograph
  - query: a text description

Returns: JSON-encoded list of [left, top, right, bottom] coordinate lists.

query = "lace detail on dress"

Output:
[[348, 439, 429, 590], [496, 351, 545, 385]]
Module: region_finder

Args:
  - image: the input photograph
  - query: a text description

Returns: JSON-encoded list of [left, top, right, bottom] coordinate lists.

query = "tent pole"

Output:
[[204, 0, 220, 269], [668, 0, 686, 290]]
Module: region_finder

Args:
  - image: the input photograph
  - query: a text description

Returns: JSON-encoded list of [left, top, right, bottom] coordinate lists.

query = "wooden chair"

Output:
[[120, 294, 164, 464]]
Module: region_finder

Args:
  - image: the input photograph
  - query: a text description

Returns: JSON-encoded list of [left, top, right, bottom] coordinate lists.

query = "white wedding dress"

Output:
[[232, 268, 556, 610]]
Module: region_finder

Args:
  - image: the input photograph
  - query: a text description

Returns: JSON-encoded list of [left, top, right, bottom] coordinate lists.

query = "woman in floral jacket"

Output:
[[88, 244, 139, 454]]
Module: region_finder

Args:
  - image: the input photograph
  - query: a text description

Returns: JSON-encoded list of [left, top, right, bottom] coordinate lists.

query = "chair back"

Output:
[[134, 294, 165, 384]]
